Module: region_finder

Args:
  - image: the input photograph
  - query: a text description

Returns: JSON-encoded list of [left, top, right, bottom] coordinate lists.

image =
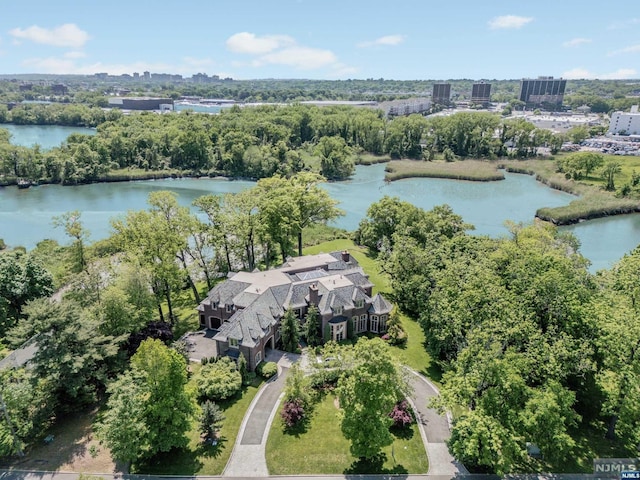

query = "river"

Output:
[[0, 124, 637, 272]]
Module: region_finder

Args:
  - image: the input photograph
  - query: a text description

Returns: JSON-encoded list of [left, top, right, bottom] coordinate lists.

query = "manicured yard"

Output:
[[266, 393, 428, 474], [138, 375, 263, 475]]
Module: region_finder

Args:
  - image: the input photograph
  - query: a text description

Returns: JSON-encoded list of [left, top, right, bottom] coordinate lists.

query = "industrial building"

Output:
[[432, 83, 451, 106], [519, 76, 566, 109], [471, 82, 491, 106], [108, 97, 174, 111], [609, 105, 640, 135]]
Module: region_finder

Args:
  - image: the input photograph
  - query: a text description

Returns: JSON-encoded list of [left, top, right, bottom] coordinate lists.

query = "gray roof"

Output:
[[369, 293, 393, 315], [201, 251, 393, 347]]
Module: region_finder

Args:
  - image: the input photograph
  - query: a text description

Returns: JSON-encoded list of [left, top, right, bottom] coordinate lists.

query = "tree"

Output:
[[280, 308, 300, 353], [337, 338, 407, 459], [129, 338, 196, 455], [602, 161, 621, 191], [303, 304, 321, 347], [315, 135, 354, 180], [95, 370, 149, 467], [196, 357, 242, 400], [52, 210, 89, 272], [199, 400, 225, 441], [289, 172, 342, 256]]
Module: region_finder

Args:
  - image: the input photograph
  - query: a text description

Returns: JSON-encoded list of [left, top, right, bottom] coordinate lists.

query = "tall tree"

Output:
[[337, 338, 406, 459], [279, 308, 300, 353], [129, 338, 195, 455], [52, 210, 89, 272], [303, 304, 321, 347]]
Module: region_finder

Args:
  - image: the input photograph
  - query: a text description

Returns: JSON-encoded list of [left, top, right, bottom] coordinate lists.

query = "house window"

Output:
[[226, 304, 233, 313], [229, 338, 239, 348], [331, 322, 346, 342], [355, 299, 364, 309], [212, 301, 219, 309], [255, 351, 262, 365], [352, 316, 359, 333], [199, 314, 205, 326], [359, 314, 367, 332], [334, 305, 343, 315], [297, 308, 304, 318], [370, 315, 379, 333], [380, 315, 388, 333]]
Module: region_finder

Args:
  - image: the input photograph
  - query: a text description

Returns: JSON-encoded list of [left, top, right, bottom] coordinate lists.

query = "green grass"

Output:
[[499, 157, 640, 225], [138, 376, 263, 475], [385, 159, 505, 182], [355, 153, 391, 165], [303, 239, 437, 379], [265, 393, 428, 474]]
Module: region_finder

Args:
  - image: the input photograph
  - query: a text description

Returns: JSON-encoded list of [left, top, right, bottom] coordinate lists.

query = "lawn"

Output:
[[265, 393, 428, 474], [138, 375, 263, 475]]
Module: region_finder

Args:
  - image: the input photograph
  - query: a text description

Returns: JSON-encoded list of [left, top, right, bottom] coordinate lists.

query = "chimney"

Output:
[[309, 283, 319, 306], [341, 250, 350, 262]]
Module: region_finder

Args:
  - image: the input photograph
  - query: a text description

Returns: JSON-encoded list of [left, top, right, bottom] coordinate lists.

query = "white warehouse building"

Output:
[[609, 105, 640, 135]]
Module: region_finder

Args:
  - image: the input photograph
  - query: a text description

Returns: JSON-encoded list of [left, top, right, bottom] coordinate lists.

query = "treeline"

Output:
[[0, 106, 562, 185], [356, 197, 640, 474], [0, 102, 121, 127], [0, 171, 341, 460]]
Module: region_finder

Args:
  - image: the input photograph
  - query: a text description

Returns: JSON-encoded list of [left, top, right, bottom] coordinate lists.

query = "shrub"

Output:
[[389, 400, 415, 428], [308, 368, 341, 390], [196, 357, 242, 400], [256, 361, 278, 379], [281, 399, 305, 428]]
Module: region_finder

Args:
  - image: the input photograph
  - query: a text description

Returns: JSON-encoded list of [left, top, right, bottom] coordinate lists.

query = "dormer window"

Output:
[[229, 338, 239, 348], [355, 299, 364, 309], [226, 304, 233, 313], [334, 305, 343, 315], [212, 301, 219, 309]]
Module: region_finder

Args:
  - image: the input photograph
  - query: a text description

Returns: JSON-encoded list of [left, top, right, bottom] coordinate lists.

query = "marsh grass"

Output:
[[385, 159, 505, 181]]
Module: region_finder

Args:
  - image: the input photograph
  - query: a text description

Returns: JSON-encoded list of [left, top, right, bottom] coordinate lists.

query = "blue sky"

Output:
[[0, 0, 638, 80]]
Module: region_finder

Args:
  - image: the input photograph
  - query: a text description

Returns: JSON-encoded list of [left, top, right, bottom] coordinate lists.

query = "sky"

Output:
[[0, 0, 638, 81]]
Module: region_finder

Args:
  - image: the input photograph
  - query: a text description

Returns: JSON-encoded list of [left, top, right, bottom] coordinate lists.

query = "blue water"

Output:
[[1, 124, 96, 150], [1, 124, 638, 271]]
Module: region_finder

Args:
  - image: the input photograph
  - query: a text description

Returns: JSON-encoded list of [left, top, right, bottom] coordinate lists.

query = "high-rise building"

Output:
[[519, 76, 566, 109], [432, 83, 451, 105], [609, 105, 640, 135], [471, 82, 491, 106]]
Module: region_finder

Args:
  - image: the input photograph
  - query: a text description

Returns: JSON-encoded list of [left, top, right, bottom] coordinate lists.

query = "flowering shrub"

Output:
[[389, 400, 415, 428], [281, 399, 305, 428]]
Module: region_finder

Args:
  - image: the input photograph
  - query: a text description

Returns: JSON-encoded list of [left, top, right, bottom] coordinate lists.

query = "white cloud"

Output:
[[21, 57, 175, 75], [357, 34, 406, 48], [563, 38, 591, 48], [488, 15, 533, 30], [226, 31, 353, 74], [563, 67, 638, 80], [226, 32, 295, 55], [256, 46, 337, 69], [608, 44, 640, 56], [9, 23, 90, 48]]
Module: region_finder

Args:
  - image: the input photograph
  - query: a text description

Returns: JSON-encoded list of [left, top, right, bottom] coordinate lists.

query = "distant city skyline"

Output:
[[0, 0, 638, 81]]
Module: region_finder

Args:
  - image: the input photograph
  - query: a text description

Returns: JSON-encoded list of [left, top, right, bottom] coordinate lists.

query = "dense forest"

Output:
[[355, 197, 640, 474], [0, 104, 567, 185]]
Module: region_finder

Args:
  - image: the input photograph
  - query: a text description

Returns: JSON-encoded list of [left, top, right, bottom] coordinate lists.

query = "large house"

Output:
[[196, 251, 392, 371]]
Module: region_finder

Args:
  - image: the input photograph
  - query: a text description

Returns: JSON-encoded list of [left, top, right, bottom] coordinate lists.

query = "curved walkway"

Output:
[[405, 368, 468, 476], [222, 351, 297, 477], [223, 348, 466, 477]]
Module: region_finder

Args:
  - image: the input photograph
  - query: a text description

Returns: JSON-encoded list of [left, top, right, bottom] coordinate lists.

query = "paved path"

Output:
[[222, 351, 297, 477], [405, 368, 467, 476]]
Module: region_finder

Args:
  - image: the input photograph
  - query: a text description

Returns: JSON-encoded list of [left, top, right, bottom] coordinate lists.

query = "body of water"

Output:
[[1, 124, 637, 272], [1, 124, 96, 150]]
